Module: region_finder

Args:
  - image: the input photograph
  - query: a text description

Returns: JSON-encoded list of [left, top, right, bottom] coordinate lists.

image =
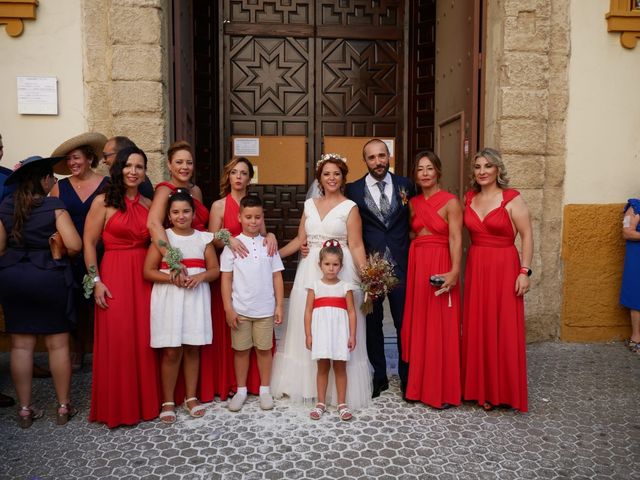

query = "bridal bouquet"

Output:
[[358, 252, 399, 314]]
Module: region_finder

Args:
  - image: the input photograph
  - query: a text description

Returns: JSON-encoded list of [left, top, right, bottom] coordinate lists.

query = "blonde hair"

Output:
[[470, 148, 510, 191]]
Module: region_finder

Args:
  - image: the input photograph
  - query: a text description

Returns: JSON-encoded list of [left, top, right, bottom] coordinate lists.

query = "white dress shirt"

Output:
[[365, 172, 393, 210]]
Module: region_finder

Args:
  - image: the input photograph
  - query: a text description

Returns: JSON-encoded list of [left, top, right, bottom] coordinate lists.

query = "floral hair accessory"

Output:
[[322, 239, 341, 249], [169, 187, 191, 197], [316, 153, 347, 168]]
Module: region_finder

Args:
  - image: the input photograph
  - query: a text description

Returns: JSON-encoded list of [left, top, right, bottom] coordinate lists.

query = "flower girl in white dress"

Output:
[[305, 239, 357, 421]]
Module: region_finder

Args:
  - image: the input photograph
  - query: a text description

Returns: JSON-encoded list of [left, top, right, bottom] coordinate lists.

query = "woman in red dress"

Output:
[[461, 148, 533, 412], [147, 141, 211, 411], [84, 146, 161, 428], [401, 151, 462, 408], [206, 157, 277, 400]]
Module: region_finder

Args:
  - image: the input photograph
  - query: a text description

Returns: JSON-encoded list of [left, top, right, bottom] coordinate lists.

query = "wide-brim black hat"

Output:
[[4, 156, 65, 186]]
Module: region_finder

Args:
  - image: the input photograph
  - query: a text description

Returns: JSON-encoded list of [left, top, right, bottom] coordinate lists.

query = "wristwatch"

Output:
[[519, 267, 532, 277]]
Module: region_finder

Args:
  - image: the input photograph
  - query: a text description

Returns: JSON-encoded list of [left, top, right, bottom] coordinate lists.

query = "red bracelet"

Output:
[[520, 267, 532, 276]]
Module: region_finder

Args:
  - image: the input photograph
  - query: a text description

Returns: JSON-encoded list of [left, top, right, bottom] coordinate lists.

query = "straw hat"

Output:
[[51, 132, 107, 175]]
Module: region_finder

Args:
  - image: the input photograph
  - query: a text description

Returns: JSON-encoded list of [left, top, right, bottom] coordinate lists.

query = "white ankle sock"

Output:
[[259, 385, 270, 395], [237, 387, 248, 396]]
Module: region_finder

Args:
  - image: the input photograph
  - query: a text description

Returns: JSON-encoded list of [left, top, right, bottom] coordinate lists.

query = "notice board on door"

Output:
[[323, 137, 396, 181], [231, 136, 306, 185]]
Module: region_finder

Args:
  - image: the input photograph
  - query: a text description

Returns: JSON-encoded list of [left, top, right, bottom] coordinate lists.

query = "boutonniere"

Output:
[[398, 187, 409, 206]]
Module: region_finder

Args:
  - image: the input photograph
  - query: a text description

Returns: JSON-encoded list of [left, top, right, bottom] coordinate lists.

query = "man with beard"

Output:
[[345, 139, 414, 400]]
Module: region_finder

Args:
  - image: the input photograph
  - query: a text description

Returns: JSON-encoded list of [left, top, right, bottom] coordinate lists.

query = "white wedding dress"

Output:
[[271, 198, 372, 409]]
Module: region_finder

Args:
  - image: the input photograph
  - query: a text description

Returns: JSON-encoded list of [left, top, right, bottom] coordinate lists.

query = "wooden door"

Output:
[[221, 0, 405, 281], [434, 0, 482, 198]]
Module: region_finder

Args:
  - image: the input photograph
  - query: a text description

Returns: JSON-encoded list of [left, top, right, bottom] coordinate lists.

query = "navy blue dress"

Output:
[[620, 199, 640, 311], [58, 176, 108, 309], [0, 196, 75, 333]]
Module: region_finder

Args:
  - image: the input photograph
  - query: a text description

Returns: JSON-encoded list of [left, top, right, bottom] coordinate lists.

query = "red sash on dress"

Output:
[[160, 258, 206, 270], [313, 296, 347, 310]]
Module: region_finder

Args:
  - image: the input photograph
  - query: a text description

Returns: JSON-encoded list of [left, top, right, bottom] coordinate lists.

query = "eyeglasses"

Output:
[[102, 152, 116, 160]]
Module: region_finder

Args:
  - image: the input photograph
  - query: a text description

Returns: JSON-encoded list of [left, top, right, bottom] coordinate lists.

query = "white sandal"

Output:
[[159, 402, 176, 424], [337, 403, 353, 421], [309, 402, 326, 420], [184, 397, 206, 418]]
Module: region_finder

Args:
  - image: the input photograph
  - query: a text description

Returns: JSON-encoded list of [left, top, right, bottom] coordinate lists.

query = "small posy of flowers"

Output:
[[317, 153, 347, 168], [159, 240, 184, 275], [358, 252, 399, 314], [398, 186, 409, 206]]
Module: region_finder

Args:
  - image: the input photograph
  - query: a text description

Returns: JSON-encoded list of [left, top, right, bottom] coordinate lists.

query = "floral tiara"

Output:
[[322, 239, 342, 249], [317, 153, 347, 168]]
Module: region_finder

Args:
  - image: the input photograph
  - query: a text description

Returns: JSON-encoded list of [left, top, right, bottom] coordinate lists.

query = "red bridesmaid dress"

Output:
[[400, 191, 461, 408], [461, 188, 528, 412], [90, 194, 161, 428]]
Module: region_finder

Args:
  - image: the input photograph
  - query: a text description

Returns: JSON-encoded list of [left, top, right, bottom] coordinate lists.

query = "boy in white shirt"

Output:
[[220, 195, 284, 411]]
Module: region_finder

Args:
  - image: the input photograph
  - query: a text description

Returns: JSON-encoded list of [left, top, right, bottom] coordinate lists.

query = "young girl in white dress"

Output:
[[305, 239, 357, 421], [144, 189, 220, 424]]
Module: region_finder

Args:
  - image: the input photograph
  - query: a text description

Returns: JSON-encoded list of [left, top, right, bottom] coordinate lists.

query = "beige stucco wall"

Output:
[[0, 1, 85, 167], [560, 0, 640, 341], [564, 0, 640, 205]]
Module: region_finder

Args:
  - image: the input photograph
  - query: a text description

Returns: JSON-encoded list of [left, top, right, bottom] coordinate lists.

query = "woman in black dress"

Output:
[[0, 156, 82, 428]]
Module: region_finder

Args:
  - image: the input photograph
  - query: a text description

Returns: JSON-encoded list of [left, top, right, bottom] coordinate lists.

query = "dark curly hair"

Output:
[[104, 146, 147, 211], [11, 164, 51, 245]]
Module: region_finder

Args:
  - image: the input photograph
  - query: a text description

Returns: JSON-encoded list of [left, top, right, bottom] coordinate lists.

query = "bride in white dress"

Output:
[[271, 154, 372, 409]]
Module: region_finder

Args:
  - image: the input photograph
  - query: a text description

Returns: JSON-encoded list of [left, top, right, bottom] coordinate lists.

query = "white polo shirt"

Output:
[[219, 233, 285, 318]]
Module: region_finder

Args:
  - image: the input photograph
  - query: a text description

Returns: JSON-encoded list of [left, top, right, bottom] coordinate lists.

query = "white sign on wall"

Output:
[[233, 138, 260, 157], [17, 76, 58, 115]]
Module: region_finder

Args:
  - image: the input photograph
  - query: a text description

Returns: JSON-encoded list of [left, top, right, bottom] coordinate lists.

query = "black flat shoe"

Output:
[[0, 393, 15, 408], [372, 380, 389, 398]]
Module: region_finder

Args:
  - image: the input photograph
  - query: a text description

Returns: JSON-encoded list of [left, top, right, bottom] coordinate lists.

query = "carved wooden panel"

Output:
[[407, 0, 436, 159], [251, 184, 308, 282], [317, 0, 402, 28], [224, 28, 314, 270], [227, 0, 313, 25], [317, 37, 403, 171], [227, 36, 312, 125], [221, 0, 406, 280]]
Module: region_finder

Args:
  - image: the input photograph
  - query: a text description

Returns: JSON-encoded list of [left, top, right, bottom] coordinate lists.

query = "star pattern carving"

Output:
[[325, 43, 396, 115], [234, 41, 307, 114]]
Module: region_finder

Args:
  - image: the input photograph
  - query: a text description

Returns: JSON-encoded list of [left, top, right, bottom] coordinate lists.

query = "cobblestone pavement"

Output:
[[0, 342, 638, 479]]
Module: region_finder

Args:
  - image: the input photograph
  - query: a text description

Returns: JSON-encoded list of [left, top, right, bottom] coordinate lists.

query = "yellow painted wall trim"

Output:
[[561, 204, 631, 342], [606, 0, 640, 49], [0, 0, 38, 37]]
